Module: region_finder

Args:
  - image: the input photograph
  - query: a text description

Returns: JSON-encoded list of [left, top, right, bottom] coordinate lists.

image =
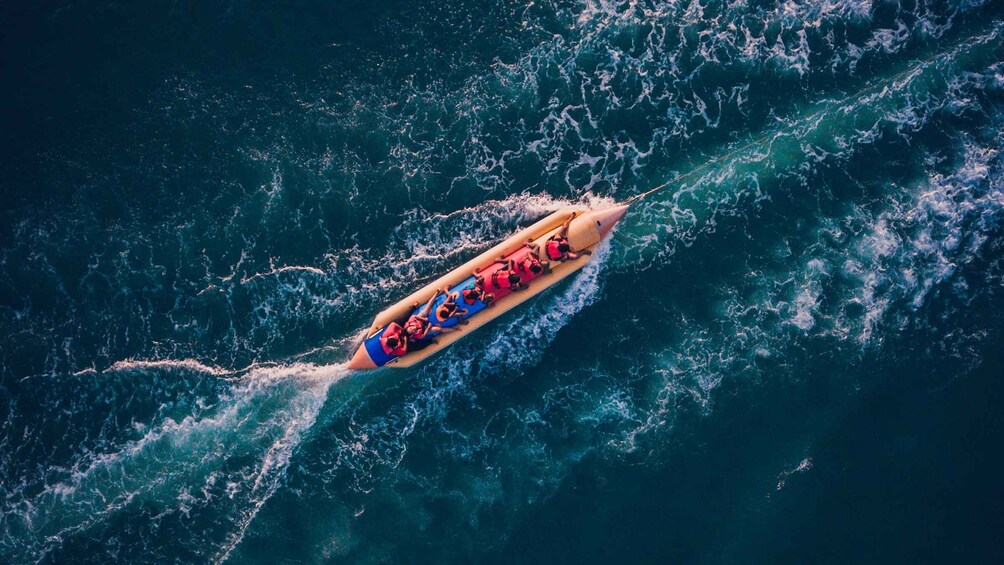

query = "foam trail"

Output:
[[612, 121, 1004, 452], [794, 134, 1004, 345], [104, 358, 233, 376], [615, 24, 1004, 269], [3, 362, 347, 563]]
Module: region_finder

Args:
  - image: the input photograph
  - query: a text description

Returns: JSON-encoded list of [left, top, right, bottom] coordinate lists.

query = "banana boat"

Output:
[[347, 204, 629, 369]]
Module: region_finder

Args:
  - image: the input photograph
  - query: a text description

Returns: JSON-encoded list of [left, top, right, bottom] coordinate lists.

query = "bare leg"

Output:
[[557, 211, 576, 239], [419, 289, 441, 318]]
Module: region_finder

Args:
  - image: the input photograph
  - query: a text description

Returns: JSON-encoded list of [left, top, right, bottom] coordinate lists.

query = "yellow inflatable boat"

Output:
[[347, 204, 629, 370]]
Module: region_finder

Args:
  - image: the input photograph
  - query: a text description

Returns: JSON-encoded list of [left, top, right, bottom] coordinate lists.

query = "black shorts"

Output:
[[407, 337, 433, 352]]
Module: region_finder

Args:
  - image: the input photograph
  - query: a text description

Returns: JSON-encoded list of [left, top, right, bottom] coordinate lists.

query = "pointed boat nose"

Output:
[[591, 204, 629, 238], [348, 344, 378, 370]]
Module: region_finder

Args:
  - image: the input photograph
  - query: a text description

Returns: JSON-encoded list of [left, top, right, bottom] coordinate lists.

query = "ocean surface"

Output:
[[2, 0, 1004, 562]]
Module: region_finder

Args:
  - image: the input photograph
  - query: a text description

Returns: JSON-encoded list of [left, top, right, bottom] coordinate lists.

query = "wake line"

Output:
[[624, 22, 1004, 207], [8, 361, 349, 564]]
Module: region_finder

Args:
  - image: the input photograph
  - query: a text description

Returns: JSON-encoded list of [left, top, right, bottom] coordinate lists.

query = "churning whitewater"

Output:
[[2, 0, 1004, 563]]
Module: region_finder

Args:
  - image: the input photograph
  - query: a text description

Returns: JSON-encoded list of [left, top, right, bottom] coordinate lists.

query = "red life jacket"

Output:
[[380, 323, 408, 356], [462, 288, 481, 304], [515, 251, 542, 280], [404, 315, 430, 340], [546, 238, 566, 261], [491, 269, 517, 290]]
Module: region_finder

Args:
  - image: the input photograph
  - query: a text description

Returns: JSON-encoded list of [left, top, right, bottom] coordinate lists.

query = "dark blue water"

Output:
[[2, 0, 1004, 563]]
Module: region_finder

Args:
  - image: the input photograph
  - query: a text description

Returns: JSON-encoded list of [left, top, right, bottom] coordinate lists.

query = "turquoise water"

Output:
[[2, 0, 1004, 562]]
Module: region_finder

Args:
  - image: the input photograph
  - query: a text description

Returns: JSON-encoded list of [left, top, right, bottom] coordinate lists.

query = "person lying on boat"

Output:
[[545, 211, 592, 262], [403, 288, 463, 351], [461, 279, 495, 308], [380, 322, 408, 356], [436, 286, 470, 325], [402, 288, 439, 338], [403, 311, 434, 343], [488, 252, 542, 288], [514, 238, 548, 280], [487, 259, 524, 292]]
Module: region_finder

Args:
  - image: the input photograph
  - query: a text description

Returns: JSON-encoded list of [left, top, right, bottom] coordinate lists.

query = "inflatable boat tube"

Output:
[[349, 204, 628, 369]]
